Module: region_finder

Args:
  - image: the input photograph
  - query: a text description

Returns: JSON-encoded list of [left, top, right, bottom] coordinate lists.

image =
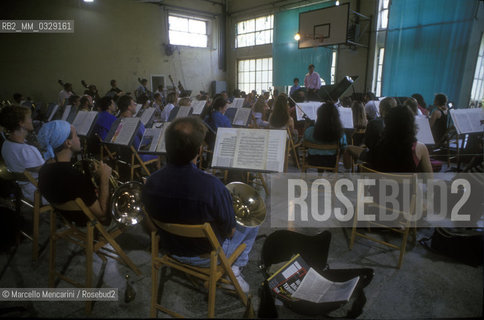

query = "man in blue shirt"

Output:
[[92, 96, 117, 140], [289, 77, 301, 97], [142, 117, 257, 293]]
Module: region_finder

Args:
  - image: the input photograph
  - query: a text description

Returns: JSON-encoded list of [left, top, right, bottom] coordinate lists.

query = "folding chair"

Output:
[[150, 222, 249, 318], [300, 141, 341, 173], [23, 171, 52, 262], [349, 164, 417, 269], [351, 128, 366, 146], [49, 198, 141, 313], [286, 128, 301, 170]]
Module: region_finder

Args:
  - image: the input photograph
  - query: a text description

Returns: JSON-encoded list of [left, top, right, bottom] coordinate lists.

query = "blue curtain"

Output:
[[273, 2, 334, 87], [382, 0, 478, 107]]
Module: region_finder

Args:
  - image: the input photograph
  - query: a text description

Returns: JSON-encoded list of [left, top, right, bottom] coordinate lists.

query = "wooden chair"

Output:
[[286, 128, 301, 171], [23, 171, 53, 262], [351, 128, 366, 146], [129, 145, 159, 180], [349, 164, 417, 269], [150, 222, 249, 318], [49, 198, 141, 313], [300, 141, 341, 173]]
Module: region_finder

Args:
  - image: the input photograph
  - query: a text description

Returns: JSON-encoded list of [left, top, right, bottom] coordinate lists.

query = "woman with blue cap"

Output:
[[37, 120, 112, 226]]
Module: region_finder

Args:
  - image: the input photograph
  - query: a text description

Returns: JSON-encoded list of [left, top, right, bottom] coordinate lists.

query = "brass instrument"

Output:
[[73, 159, 144, 226], [226, 182, 266, 227]]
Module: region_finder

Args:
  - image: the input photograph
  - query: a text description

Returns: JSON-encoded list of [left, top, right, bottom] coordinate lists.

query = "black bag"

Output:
[[258, 230, 374, 318], [420, 228, 484, 267]]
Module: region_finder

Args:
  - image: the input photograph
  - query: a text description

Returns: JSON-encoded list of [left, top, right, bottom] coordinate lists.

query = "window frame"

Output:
[[469, 32, 484, 107], [167, 13, 210, 48], [378, 0, 390, 30], [237, 57, 273, 94], [235, 14, 274, 48]]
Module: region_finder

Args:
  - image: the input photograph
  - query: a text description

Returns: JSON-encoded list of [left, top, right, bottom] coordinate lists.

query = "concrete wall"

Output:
[[0, 0, 224, 103]]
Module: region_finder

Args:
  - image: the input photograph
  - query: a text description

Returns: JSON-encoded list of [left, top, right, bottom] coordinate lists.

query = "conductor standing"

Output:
[[304, 64, 321, 101]]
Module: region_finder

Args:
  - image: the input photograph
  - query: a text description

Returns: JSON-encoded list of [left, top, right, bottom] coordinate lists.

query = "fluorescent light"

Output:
[[336, 0, 340, 5], [83, 0, 94, 3], [294, 33, 301, 41]]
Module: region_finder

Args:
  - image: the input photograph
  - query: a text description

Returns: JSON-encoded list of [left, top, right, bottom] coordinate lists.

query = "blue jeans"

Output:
[[172, 224, 259, 268]]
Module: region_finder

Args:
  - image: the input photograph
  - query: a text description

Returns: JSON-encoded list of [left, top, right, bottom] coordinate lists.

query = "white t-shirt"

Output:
[[58, 90, 72, 106], [160, 103, 175, 122], [1, 140, 45, 202]]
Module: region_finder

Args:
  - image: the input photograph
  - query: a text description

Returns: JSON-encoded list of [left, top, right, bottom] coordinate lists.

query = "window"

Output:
[[237, 57, 273, 94], [168, 15, 208, 48], [469, 33, 484, 107], [331, 51, 337, 85], [374, 47, 385, 97], [378, 0, 390, 30], [235, 15, 273, 48]]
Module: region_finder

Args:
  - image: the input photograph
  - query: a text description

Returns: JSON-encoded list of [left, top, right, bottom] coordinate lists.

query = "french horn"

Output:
[[73, 159, 144, 226], [226, 182, 266, 227]]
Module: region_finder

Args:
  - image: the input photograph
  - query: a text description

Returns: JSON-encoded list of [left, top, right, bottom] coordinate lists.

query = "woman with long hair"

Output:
[[269, 94, 297, 138], [304, 103, 347, 167], [369, 105, 432, 172], [252, 96, 269, 128], [351, 101, 367, 146]]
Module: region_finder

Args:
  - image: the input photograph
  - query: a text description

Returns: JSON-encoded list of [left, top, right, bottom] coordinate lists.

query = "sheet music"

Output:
[[139, 128, 161, 153], [234, 130, 267, 170], [47, 105, 59, 122], [295, 102, 320, 121], [338, 107, 354, 129], [212, 128, 287, 172], [233, 108, 252, 126], [415, 115, 435, 145], [61, 105, 72, 121], [230, 98, 245, 109], [175, 106, 192, 118], [72, 111, 98, 136], [212, 128, 237, 168], [139, 107, 156, 125], [110, 117, 139, 145], [450, 109, 484, 134], [155, 122, 170, 153], [190, 100, 206, 115], [134, 104, 142, 117]]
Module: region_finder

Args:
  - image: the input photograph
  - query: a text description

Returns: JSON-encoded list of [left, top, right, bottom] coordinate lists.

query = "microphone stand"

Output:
[[288, 96, 311, 122]]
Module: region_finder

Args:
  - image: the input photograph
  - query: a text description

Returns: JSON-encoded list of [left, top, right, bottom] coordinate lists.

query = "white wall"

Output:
[[0, 0, 225, 103]]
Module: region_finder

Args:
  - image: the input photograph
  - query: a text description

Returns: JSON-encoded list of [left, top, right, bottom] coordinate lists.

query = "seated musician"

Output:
[[37, 120, 112, 225], [429, 93, 448, 146], [205, 96, 231, 131], [160, 92, 177, 122], [364, 92, 380, 121], [58, 82, 73, 107], [269, 94, 297, 139], [304, 103, 347, 167], [152, 93, 163, 117], [0, 105, 45, 203], [80, 94, 93, 111], [135, 78, 149, 102], [289, 78, 301, 97], [142, 117, 258, 293], [92, 96, 117, 140], [368, 106, 432, 172], [68, 95, 81, 109], [351, 101, 368, 146], [343, 97, 397, 169], [252, 96, 269, 128], [117, 95, 158, 163]]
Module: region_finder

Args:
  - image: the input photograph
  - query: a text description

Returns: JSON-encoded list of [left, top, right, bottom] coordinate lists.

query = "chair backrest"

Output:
[[152, 219, 221, 251], [51, 198, 97, 223], [301, 140, 340, 172]]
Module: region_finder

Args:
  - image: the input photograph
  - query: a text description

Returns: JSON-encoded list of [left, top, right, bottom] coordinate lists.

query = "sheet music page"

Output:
[[212, 128, 238, 168], [61, 105, 72, 121], [230, 98, 245, 109], [139, 128, 161, 153], [140, 107, 155, 125], [450, 109, 484, 134], [292, 267, 359, 303], [266, 130, 287, 172], [110, 117, 139, 145], [233, 129, 267, 170], [156, 122, 170, 153], [233, 108, 252, 126], [72, 111, 98, 136], [48, 105, 59, 122], [175, 106, 191, 118], [296, 102, 319, 121], [415, 116, 435, 145], [338, 107, 354, 129], [133, 104, 143, 117], [190, 100, 206, 115]]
